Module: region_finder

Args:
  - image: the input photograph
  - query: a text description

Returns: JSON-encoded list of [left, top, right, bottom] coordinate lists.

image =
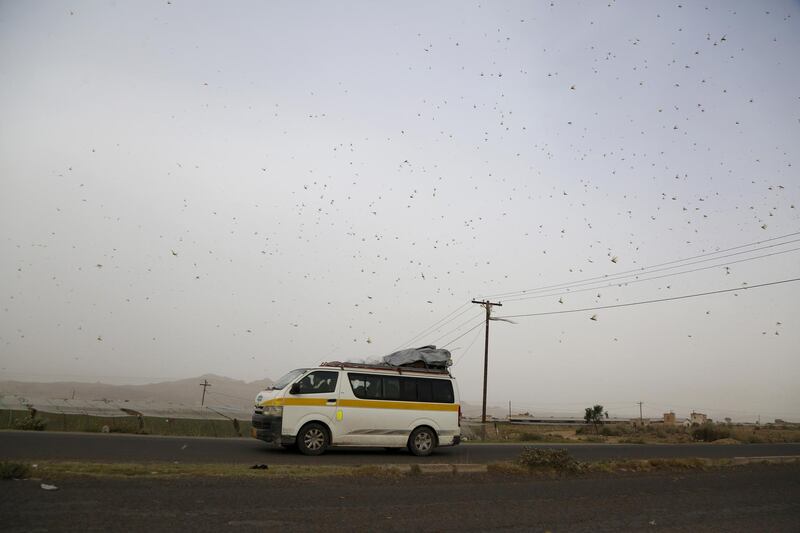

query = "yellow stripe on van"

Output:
[[259, 397, 459, 412], [338, 399, 458, 412], [259, 398, 329, 407]]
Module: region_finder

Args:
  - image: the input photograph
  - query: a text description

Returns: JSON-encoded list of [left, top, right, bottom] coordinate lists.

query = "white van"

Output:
[[251, 362, 461, 456]]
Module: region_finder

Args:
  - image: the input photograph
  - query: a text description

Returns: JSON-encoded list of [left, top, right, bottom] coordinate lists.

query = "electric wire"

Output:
[[428, 313, 485, 345], [393, 301, 472, 350], [405, 250, 799, 354], [481, 230, 800, 300], [495, 276, 800, 319], [501, 245, 800, 303], [451, 325, 486, 366], [441, 320, 486, 349], [396, 233, 800, 361]]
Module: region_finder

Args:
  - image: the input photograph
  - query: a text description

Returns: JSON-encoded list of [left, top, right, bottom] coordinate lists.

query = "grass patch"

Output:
[[492, 456, 727, 477], [590, 457, 716, 473], [0, 461, 32, 479], [487, 462, 527, 475], [513, 432, 543, 442], [491, 454, 755, 477], [619, 436, 647, 444], [26, 461, 408, 480], [583, 435, 606, 443], [0, 409, 249, 438]]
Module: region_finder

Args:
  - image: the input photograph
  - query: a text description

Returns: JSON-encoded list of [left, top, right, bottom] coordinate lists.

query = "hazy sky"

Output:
[[1, 1, 798, 421]]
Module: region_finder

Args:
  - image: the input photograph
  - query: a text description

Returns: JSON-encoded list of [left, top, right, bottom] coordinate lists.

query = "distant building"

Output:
[[507, 415, 629, 426], [663, 412, 677, 425], [630, 417, 651, 427], [690, 412, 707, 425]]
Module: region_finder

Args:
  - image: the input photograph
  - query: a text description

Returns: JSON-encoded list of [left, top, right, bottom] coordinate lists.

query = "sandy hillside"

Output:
[[0, 374, 273, 410]]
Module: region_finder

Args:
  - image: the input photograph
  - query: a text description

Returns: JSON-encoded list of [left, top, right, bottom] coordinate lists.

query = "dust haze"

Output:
[[1, 1, 798, 422]]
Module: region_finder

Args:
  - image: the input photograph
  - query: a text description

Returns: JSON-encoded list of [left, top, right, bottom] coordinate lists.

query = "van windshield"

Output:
[[269, 368, 308, 390]]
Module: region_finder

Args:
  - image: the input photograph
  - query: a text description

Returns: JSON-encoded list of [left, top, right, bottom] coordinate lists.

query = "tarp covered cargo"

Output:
[[382, 345, 452, 369]]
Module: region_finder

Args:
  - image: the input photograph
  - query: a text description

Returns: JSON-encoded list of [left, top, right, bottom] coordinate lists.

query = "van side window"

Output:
[[416, 379, 433, 402], [294, 371, 338, 394], [432, 380, 454, 403], [347, 373, 454, 403], [400, 378, 417, 401], [348, 373, 382, 399], [383, 377, 401, 400]]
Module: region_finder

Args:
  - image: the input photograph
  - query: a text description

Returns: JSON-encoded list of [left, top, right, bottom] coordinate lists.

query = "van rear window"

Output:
[[347, 373, 453, 403]]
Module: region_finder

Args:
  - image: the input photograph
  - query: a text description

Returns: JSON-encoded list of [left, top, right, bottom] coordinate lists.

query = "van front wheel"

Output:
[[297, 423, 329, 456], [408, 426, 436, 456]]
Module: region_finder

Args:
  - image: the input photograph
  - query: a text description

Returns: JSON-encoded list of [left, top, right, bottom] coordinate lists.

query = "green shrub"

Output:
[[518, 447, 583, 473], [0, 462, 31, 480], [692, 423, 731, 442], [13, 415, 47, 431]]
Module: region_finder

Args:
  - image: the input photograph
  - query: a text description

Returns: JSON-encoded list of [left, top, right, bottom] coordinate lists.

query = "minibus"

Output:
[[251, 362, 461, 455]]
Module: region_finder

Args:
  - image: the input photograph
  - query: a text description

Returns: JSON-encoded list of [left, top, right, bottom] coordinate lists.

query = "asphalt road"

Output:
[[3, 464, 799, 532], [2, 430, 799, 464]]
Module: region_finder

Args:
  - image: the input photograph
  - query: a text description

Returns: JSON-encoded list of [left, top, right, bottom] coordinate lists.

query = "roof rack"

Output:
[[320, 361, 451, 376]]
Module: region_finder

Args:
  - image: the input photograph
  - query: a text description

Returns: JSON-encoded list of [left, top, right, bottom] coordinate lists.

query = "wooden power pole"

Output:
[[472, 299, 502, 424], [199, 379, 211, 406]]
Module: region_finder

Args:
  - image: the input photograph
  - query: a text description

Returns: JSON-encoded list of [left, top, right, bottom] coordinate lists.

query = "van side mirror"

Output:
[[289, 383, 301, 395]]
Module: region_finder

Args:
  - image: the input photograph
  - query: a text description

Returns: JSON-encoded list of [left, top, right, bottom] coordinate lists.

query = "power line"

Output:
[[496, 277, 800, 319], [451, 325, 486, 366], [396, 232, 800, 352], [441, 320, 485, 349], [428, 312, 485, 345], [501, 245, 800, 304], [393, 301, 472, 350], [501, 239, 800, 303], [481, 230, 800, 300]]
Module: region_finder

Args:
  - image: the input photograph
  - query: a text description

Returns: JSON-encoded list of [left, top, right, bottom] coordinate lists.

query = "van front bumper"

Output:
[[251, 413, 284, 444]]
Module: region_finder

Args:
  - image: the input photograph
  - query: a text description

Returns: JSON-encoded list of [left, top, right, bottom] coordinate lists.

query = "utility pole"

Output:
[[471, 299, 502, 424], [637, 401, 643, 426], [199, 379, 211, 407]]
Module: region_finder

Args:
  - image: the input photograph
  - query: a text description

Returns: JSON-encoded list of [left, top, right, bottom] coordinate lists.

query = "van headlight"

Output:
[[260, 405, 283, 416]]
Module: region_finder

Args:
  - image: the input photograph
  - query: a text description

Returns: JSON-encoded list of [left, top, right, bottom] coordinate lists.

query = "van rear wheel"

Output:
[[297, 423, 329, 456], [408, 426, 436, 456]]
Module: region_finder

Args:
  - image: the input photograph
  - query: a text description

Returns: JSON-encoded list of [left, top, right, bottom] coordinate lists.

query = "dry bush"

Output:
[[518, 447, 583, 473], [692, 423, 731, 442], [13, 415, 46, 431], [0, 461, 31, 480]]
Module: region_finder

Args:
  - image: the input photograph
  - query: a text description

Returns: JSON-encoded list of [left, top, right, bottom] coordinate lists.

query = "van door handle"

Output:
[[326, 399, 337, 404]]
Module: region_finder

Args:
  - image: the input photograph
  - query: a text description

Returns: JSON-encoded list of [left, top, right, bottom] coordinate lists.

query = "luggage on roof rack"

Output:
[[321, 345, 452, 374], [382, 345, 452, 369], [319, 360, 450, 375]]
